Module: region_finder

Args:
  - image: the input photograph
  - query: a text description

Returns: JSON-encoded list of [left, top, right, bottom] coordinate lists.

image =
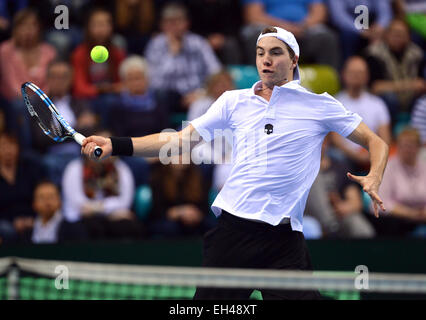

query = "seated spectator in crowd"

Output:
[[115, 0, 155, 54], [410, 95, 426, 146], [185, 0, 244, 64], [30, 60, 98, 155], [20, 181, 88, 244], [330, 56, 392, 172], [374, 127, 426, 237], [305, 136, 376, 238], [241, 0, 340, 69], [62, 131, 144, 240], [394, 0, 426, 48], [144, 2, 221, 111], [109, 55, 169, 137], [328, 0, 393, 60], [364, 19, 425, 123], [0, 132, 42, 244], [0, 8, 56, 101], [148, 156, 214, 238], [71, 7, 125, 99]]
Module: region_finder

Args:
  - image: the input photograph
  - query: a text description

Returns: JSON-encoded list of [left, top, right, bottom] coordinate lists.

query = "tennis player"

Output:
[[82, 27, 389, 300]]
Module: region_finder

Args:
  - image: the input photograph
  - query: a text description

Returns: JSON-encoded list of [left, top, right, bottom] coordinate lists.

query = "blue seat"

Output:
[[227, 65, 259, 89], [133, 184, 152, 221]]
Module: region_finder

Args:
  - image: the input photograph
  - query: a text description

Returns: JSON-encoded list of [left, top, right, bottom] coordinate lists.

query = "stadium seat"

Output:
[[133, 184, 152, 221], [227, 65, 259, 89], [299, 64, 340, 96]]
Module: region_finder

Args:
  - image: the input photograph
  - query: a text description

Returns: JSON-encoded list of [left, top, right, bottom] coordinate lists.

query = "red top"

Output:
[[71, 43, 125, 98]]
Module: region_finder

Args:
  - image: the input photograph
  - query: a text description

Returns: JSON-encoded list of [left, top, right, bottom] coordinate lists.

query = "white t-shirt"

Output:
[[190, 80, 362, 232], [336, 91, 390, 151]]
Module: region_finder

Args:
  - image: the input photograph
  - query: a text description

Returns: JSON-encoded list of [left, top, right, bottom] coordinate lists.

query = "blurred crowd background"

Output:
[[0, 0, 425, 245]]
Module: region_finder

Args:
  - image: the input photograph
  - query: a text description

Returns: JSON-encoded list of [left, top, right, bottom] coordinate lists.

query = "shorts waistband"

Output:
[[219, 210, 292, 232]]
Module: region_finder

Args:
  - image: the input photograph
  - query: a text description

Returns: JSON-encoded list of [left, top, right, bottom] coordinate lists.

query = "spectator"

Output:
[[115, 0, 155, 54], [374, 127, 426, 236], [20, 181, 88, 244], [148, 157, 214, 237], [0, 132, 41, 244], [305, 136, 376, 238], [62, 130, 144, 240], [185, 0, 244, 64], [71, 7, 125, 99], [328, 0, 393, 60], [330, 56, 392, 171], [108, 55, 169, 137], [241, 0, 340, 69], [394, 0, 426, 49], [364, 19, 425, 122], [144, 2, 221, 111], [411, 95, 426, 145], [0, 8, 56, 101]]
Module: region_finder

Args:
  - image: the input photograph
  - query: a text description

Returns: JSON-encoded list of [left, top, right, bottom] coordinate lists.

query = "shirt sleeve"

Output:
[[190, 92, 229, 142], [321, 93, 363, 137]]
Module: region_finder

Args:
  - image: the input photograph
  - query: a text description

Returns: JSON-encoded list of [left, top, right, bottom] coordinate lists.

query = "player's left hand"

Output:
[[347, 172, 385, 218]]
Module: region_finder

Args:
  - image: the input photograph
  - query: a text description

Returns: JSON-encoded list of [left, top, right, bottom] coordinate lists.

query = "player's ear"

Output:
[[292, 56, 299, 70]]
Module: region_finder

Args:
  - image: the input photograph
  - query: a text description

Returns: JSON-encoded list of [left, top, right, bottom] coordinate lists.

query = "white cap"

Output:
[[256, 27, 301, 82]]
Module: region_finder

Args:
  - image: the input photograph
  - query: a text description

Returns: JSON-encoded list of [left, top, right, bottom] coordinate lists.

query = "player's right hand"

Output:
[[82, 135, 112, 160]]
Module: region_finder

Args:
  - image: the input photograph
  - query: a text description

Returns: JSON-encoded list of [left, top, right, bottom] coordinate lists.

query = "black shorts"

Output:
[[193, 210, 322, 300]]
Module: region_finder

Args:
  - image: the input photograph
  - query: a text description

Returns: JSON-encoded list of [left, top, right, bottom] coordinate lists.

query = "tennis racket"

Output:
[[21, 81, 102, 158]]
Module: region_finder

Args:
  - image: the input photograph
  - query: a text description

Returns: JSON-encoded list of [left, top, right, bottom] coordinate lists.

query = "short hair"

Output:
[[161, 2, 188, 20], [119, 55, 148, 80], [397, 126, 421, 146], [260, 26, 296, 61]]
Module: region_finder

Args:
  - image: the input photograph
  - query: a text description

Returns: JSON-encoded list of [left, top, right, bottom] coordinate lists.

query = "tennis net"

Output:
[[0, 257, 425, 300]]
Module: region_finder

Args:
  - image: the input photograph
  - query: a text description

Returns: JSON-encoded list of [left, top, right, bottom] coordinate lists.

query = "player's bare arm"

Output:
[[346, 121, 389, 218], [81, 124, 203, 160]]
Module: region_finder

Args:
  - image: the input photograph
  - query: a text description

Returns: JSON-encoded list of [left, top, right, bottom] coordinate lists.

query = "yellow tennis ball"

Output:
[[90, 45, 109, 63]]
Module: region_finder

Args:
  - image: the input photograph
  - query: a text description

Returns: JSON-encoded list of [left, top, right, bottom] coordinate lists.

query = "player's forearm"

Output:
[[366, 135, 389, 182], [131, 132, 180, 158]]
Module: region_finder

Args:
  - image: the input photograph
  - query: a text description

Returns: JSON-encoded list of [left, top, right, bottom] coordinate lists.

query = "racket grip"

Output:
[[74, 132, 103, 158]]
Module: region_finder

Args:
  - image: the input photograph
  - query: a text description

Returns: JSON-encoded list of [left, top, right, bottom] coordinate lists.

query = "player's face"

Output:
[[256, 37, 297, 88]]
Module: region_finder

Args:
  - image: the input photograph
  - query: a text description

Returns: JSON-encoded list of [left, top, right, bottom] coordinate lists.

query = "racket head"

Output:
[[21, 82, 75, 142]]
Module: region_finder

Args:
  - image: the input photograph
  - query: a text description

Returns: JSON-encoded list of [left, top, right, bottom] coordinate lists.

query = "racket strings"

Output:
[[25, 88, 66, 140]]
